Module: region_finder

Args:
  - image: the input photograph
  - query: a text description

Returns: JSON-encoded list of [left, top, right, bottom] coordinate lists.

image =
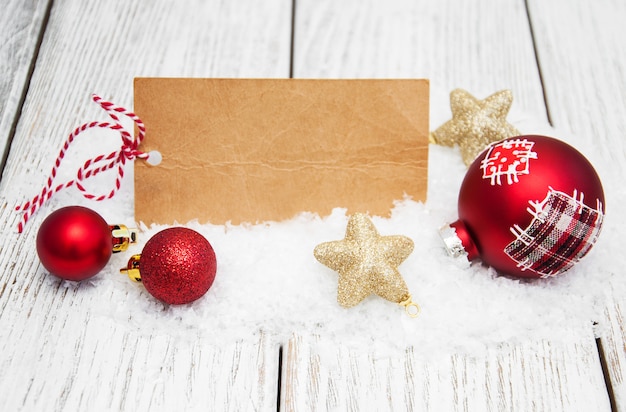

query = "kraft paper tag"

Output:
[[134, 78, 429, 225]]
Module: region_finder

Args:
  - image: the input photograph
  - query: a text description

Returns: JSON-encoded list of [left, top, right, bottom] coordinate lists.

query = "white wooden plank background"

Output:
[[527, 0, 626, 409], [0, 0, 51, 169], [1, 0, 624, 410], [285, 0, 615, 410], [0, 0, 290, 410], [283, 332, 608, 411], [293, 0, 548, 121]]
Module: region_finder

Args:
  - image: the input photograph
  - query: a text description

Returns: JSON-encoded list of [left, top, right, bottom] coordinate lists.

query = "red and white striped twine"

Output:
[[15, 94, 151, 233]]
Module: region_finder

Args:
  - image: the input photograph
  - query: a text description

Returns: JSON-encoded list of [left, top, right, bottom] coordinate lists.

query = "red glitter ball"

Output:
[[140, 227, 217, 304]]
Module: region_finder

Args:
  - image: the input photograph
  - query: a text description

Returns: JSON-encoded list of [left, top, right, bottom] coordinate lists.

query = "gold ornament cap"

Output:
[[110, 225, 138, 253], [120, 254, 142, 282]]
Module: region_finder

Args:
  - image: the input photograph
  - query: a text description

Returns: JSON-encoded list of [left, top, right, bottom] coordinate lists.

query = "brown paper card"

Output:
[[134, 78, 429, 225]]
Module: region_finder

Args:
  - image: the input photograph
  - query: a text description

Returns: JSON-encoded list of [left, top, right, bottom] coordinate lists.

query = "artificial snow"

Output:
[[32, 87, 624, 359]]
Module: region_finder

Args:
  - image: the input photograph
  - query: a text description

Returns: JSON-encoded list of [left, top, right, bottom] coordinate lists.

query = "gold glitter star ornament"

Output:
[[313, 213, 420, 317], [430, 89, 520, 165]]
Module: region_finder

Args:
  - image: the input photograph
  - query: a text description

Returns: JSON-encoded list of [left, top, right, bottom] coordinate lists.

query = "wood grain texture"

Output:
[[0, 0, 51, 169], [600, 300, 626, 409], [0, 0, 290, 409], [293, 0, 548, 122], [1, 0, 623, 409], [282, 333, 611, 411], [527, 0, 626, 165], [0, 311, 277, 411], [527, 1, 626, 409], [288, 0, 614, 409]]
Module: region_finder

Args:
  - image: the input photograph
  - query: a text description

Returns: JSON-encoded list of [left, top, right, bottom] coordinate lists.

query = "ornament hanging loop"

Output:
[[110, 224, 138, 253], [120, 254, 142, 282], [399, 294, 421, 318]]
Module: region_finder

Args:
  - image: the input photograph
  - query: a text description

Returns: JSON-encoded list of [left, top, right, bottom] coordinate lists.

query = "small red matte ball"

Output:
[[140, 227, 217, 305], [36, 206, 112, 281]]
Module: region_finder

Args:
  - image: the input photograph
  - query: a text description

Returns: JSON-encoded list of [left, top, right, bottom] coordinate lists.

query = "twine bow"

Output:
[[15, 94, 151, 233]]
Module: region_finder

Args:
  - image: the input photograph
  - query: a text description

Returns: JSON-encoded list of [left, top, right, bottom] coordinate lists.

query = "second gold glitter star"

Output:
[[313, 213, 420, 317], [430, 88, 520, 166]]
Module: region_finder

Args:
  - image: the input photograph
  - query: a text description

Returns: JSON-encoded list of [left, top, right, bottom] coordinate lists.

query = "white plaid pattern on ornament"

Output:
[[505, 188, 604, 277]]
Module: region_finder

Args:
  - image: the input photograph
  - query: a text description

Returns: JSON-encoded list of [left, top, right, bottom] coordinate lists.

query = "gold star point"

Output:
[[313, 213, 415, 309], [431, 89, 520, 165]]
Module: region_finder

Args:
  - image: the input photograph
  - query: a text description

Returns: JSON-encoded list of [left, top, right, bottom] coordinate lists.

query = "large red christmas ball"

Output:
[[36, 206, 112, 281], [139, 227, 217, 304], [442, 135, 605, 278]]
